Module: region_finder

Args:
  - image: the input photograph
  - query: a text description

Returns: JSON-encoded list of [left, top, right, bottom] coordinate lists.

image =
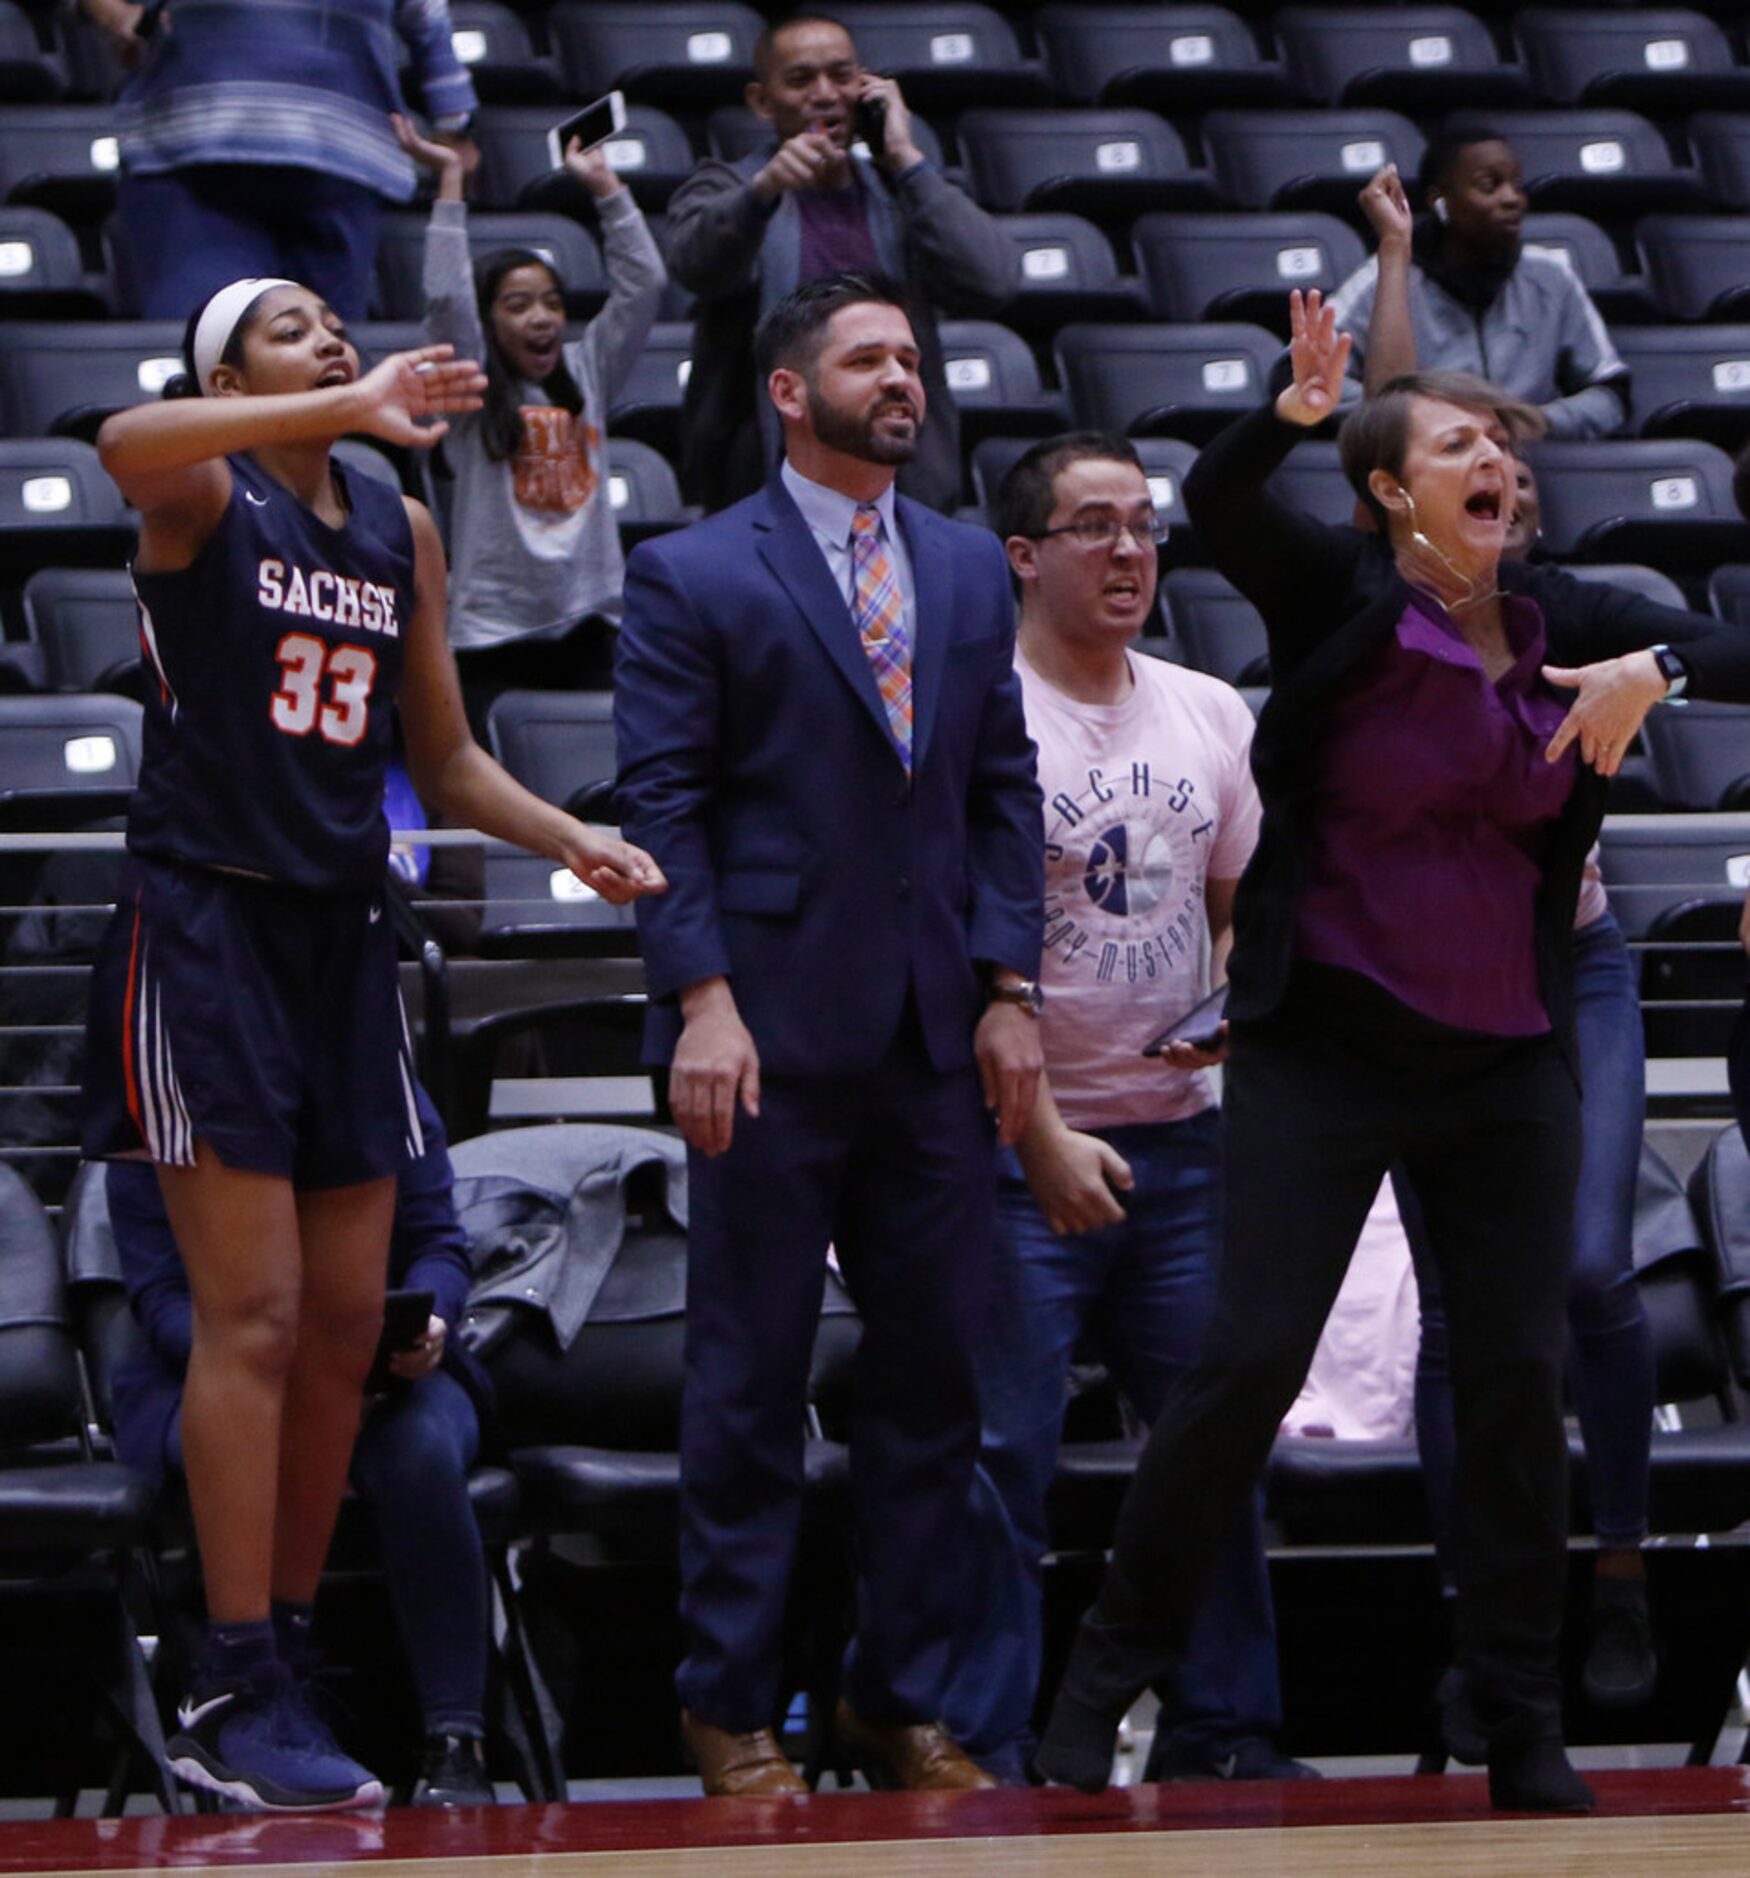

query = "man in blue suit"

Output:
[[614, 272, 1045, 1797]]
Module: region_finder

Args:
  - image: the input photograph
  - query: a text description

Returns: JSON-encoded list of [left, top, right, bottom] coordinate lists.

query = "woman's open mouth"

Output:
[[1465, 489, 1502, 521]]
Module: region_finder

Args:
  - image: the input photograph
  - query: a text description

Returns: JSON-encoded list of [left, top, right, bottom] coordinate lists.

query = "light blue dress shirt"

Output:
[[780, 458, 916, 647]]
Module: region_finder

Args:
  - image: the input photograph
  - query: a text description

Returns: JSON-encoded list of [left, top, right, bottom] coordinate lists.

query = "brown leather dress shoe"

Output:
[[834, 1700, 998, 1791], [680, 1711, 808, 1797]]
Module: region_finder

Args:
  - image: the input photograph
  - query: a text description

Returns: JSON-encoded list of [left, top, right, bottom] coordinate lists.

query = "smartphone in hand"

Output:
[[365, 1287, 436, 1393], [1142, 983, 1229, 1058]]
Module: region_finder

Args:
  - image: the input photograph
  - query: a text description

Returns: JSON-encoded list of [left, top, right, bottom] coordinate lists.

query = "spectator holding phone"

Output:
[[105, 1085, 499, 1807], [394, 116, 665, 714], [665, 11, 1014, 514]]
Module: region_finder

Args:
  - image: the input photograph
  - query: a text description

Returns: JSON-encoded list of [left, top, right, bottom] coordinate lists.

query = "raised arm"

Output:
[[395, 499, 664, 902], [1356, 164, 1418, 394], [567, 141, 668, 405], [394, 114, 488, 361]]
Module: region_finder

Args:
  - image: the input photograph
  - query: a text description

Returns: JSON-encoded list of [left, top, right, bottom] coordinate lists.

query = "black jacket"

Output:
[[1183, 403, 1750, 1068]]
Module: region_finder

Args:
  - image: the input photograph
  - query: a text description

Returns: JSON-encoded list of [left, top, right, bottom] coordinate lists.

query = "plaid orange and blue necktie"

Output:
[[850, 503, 913, 770]]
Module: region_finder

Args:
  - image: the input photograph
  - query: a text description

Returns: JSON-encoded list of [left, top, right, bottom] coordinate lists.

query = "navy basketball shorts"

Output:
[[82, 855, 424, 1187]]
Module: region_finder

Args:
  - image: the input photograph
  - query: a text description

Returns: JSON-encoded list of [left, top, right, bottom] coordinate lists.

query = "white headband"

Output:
[[192, 277, 298, 391]]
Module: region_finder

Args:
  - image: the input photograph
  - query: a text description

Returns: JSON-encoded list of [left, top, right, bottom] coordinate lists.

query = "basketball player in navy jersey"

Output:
[[81, 277, 664, 1811]]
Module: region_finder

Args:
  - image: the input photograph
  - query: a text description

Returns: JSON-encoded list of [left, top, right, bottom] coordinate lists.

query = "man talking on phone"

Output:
[[665, 10, 1014, 514], [940, 434, 1312, 1788]]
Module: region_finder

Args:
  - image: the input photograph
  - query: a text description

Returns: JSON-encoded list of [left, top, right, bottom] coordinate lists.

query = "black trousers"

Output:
[[1095, 966, 1581, 1739]]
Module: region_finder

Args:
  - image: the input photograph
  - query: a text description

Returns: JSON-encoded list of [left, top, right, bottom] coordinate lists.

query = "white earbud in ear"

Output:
[[1433, 197, 1450, 223]]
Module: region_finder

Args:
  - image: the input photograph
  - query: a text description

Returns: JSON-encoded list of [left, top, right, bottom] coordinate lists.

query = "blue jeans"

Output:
[[943, 1109, 1282, 1772], [1409, 912, 1653, 1563], [116, 165, 383, 323]]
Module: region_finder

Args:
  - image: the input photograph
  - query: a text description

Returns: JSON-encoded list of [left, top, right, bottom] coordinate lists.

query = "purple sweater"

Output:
[[1295, 593, 1576, 1035]]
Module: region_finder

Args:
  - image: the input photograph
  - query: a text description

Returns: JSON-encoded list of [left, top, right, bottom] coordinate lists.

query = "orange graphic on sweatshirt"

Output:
[[513, 406, 599, 513]]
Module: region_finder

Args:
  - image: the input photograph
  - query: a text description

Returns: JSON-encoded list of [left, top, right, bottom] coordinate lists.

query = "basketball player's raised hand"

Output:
[[1276, 290, 1352, 429], [351, 345, 487, 448]]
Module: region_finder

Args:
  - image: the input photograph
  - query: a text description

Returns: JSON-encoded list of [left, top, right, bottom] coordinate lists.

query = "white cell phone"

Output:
[[546, 91, 627, 170]]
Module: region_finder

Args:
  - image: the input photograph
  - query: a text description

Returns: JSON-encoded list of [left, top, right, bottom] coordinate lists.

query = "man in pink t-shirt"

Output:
[[943, 434, 1307, 1786]]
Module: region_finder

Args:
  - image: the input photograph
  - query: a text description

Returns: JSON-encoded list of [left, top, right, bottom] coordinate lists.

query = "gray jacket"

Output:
[[664, 152, 1015, 513]]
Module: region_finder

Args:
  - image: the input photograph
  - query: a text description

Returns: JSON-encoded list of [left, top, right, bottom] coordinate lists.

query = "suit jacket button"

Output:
[[895, 874, 911, 897]]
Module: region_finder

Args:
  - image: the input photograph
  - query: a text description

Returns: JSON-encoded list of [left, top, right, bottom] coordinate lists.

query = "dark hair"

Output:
[[993, 431, 1144, 543], [1417, 115, 1510, 202], [1338, 371, 1546, 527], [752, 270, 912, 381], [162, 285, 275, 400], [752, 10, 852, 79], [475, 248, 584, 463]]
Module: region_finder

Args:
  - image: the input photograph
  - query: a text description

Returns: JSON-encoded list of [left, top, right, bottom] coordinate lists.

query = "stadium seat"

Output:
[[1639, 701, 1750, 812], [991, 213, 1149, 336], [1162, 566, 1270, 684], [0, 103, 121, 223], [1635, 214, 1750, 321], [604, 436, 689, 544], [0, 689, 140, 829], [441, 1, 566, 105], [1054, 321, 1278, 442], [1690, 113, 1750, 213], [1707, 563, 1750, 629], [1200, 109, 1425, 217], [0, 203, 105, 316], [487, 687, 616, 810], [1513, 8, 1750, 112], [1613, 325, 1750, 450], [1268, 440, 1356, 528], [1598, 810, 1750, 947], [1130, 211, 1366, 332], [0, 3, 65, 103], [474, 103, 696, 213], [1689, 1122, 1750, 1392], [373, 208, 606, 321], [1273, 6, 1531, 111], [1033, 6, 1291, 113], [1564, 561, 1687, 610], [828, 4, 1051, 109], [1529, 436, 1749, 567], [606, 319, 693, 458], [704, 101, 946, 172], [1480, 109, 1707, 219], [20, 567, 138, 693], [546, 2, 764, 107], [1522, 210, 1658, 325], [0, 320, 184, 440], [956, 108, 1218, 220], [0, 438, 134, 580], [937, 318, 1068, 444]]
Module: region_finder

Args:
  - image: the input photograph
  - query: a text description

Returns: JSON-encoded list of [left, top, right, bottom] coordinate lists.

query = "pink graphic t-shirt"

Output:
[[1019, 649, 1262, 1132]]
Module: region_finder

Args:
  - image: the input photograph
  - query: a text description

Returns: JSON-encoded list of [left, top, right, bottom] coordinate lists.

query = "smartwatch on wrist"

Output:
[[1650, 644, 1689, 700]]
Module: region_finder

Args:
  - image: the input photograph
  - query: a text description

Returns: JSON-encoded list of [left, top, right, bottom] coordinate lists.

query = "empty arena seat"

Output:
[[0, 438, 133, 577], [604, 437, 688, 543], [1480, 109, 1706, 218], [373, 209, 605, 321], [1564, 561, 1688, 610], [1267, 440, 1355, 528], [1033, 5, 1290, 112], [546, 1, 764, 106], [828, 4, 1049, 108], [937, 318, 1068, 442], [1513, 8, 1750, 112], [991, 213, 1149, 334], [0, 690, 141, 827], [1200, 108, 1425, 215], [0, 3, 66, 103], [1530, 436, 1749, 565], [1273, 5, 1530, 111], [473, 103, 695, 212], [606, 319, 692, 456], [1131, 211, 1366, 330], [1162, 566, 1270, 684], [0, 320, 185, 439], [1522, 210, 1657, 323], [1635, 215, 1750, 321], [1690, 113, 1750, 212], [957, 108, 1217, 219], [1707, 563, 1750, 629], [1639, 701, 1750, 812], [1599, 811, 1750, 943], [1613, 326, 1750, 449], [1054, 321, 1279, 441], [20, 567, 138, 693], [0, 204, 105, 317], [0, 104, 122, 222], [441, 1, 566, 104]]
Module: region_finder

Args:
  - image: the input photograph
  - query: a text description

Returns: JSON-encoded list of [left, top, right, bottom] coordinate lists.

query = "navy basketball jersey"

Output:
[[127, 454, 417, 892]]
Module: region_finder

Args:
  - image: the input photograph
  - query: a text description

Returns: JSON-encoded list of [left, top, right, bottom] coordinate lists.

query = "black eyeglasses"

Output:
[[1033, 515, 1169, 550]]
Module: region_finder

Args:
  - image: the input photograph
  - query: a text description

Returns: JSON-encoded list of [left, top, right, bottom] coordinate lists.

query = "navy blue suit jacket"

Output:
[[614, 474, 1043, 1078]]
